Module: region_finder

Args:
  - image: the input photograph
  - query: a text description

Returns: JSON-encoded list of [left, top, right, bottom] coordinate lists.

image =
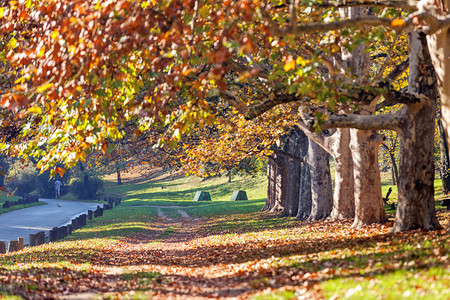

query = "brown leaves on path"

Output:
[[0, 211, 449, 299]]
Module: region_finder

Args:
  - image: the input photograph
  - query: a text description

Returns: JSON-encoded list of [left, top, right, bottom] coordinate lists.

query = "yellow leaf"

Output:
[[391, 18, 405, 27], [283, 56, 296, 72], [0, 7, 4, 19], [68, 45, 76, 55], [51, 29, 59, 40], [28, 106, 42, 114], [36, 83, 53, 93], [37, 46, 46, 58]]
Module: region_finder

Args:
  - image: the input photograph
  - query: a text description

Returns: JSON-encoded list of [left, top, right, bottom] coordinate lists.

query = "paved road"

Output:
[[0, 199, 101, 246]]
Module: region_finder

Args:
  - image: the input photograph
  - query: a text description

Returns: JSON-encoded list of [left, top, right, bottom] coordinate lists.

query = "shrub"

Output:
[[70, 176, 103, 200], [4, 161, 38, 196]]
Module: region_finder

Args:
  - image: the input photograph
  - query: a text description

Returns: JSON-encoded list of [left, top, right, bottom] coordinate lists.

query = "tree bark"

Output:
[[263, 157, 278, 211], [307, 138, 333, 220], [279, 129, 307, 217], [393, 31, 442, 232], [264, 154, 286, 213], [329, 128, 355, 220], [296, 162, 312, 220], [381, 143, 399, 186], [350, 129, 386, 227], [117, 167, 122, 185], [423, 0, 450, 170], [341, 7, 386, 228], [437, 119, 450, 193]]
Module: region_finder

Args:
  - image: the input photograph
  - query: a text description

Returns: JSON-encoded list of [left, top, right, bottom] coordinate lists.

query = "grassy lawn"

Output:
[[0, 170, 448, 299]]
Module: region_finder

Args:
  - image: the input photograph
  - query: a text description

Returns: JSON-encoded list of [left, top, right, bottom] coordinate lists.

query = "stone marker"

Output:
[[88, 210, 93, 220], [17, 237, 24, 250], [67, 225, 72, 235], [230, 190, 248, 201], [8, 240, 19, 252], [193, 191, 211, 201], [0, 241, 6, 253]]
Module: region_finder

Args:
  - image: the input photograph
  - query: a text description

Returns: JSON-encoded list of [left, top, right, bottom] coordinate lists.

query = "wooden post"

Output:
[[37, 231, 45, 245], [29, 234, 37, 246], [8, 240, 19, 253], [17, 237, 24, 250], [49, 227, 58, 242], [88, 210, 93, 220], [0, 241, 6, 253]]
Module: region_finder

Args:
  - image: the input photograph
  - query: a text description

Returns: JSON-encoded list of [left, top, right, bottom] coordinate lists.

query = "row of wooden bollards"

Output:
[[0, 197, 122, 254], [2, 194, 39, 209], [0, 237, 25, 253]]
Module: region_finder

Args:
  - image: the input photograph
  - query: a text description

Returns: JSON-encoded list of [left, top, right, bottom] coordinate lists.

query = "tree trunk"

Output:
[[340, 6, 386, 227], [296, 162, 312, 220], [382, 143, 399, 186], [117, 167, 122, 185], [393, 31, 442, 232], [263, 157, 277, 211], [424, 0, 450, 164], [263, 154, 286, 213], [437, 119, 450, 193], [279, 129, 307, 217], [329, 128, 355, 220], [307, 138, 333, 220], [350, 128, 386, 228]]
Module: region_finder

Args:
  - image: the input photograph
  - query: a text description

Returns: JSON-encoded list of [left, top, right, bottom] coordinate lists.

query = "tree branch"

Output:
[[272, 148, 303, 162], [302, 108, 406, 131], [227, 58, 270, 79], [266, 11, 450, 36], [272, 0, 419, 9]]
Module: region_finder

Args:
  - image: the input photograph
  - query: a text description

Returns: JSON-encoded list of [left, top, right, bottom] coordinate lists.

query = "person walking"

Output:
[[55, 180, 62, 199]]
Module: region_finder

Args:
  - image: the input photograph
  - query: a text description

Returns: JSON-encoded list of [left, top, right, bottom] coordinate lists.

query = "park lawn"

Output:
[[0, 172, 448, 299]]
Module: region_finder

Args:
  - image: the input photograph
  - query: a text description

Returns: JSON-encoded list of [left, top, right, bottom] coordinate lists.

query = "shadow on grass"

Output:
[[2, 209, 449, 299]]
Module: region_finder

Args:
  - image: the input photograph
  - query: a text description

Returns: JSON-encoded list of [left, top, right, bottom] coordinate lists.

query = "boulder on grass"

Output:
[[193, 191, 211, 201], [230, 190, 248, 201]]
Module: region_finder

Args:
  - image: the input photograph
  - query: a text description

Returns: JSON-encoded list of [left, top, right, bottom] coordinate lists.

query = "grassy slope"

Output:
[[0, 169, 448, 299]]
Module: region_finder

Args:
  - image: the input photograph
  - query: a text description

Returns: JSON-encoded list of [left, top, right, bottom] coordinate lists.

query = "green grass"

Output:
[[322, 267, 450, 300], [1, 170, 448, 300], [105, 173, 267, 215]]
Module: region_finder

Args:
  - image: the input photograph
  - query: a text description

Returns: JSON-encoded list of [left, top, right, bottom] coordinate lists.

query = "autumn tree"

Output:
[[0, 0, 449, 231]]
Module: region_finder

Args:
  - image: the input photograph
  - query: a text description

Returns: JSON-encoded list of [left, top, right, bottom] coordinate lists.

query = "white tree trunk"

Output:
[[393, 31, 442, 232], [339, 7, 386, 228], [307, 138, 333, 220], [422, 0, 450, 155], [350, 129, 386, 228], [329, 128, 355, 220]]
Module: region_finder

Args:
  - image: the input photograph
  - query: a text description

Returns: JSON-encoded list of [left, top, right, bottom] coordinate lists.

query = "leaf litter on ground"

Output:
[[0, 209, 448, 299]]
